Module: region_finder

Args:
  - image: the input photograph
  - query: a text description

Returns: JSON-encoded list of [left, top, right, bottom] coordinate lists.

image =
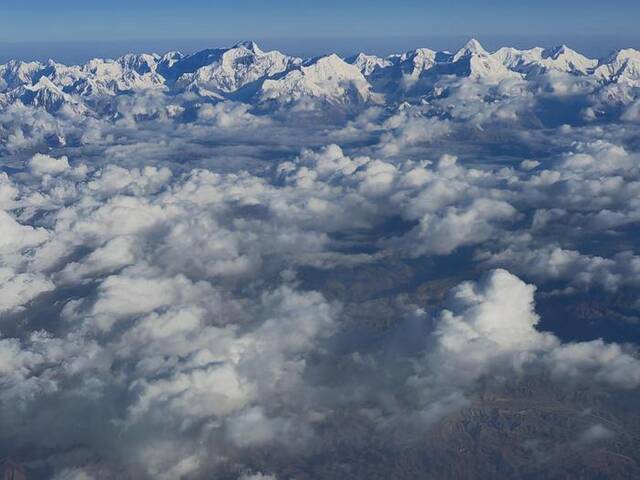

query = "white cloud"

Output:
[[28, 153, 70, 176], [197, 101, 268, 128], [0, 267, 54, 312], [479, 245, 640, 291], [417, 270, 640, 393], [0, 209, 49, 255]]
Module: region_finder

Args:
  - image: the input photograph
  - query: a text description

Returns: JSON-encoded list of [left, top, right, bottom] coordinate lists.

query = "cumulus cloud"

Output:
[[409, 270, 640, 415], [1, 129, 639, 476], [28, 153, 71, 176], [0, 209, 48, 255], [0, 160, 347, 478], [197, 101, 269, 128], [478, 245, 640, 292], [0, 267, 54, 313], [378, 110, 452, 156]]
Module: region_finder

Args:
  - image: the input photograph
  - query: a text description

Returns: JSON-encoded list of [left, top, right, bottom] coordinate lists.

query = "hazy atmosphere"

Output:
[[1, 0, 639, 61]]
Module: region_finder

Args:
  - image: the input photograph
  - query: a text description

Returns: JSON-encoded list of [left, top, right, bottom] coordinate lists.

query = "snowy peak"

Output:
[[172, 41, 298, 95], [492, 47, 544, 69], [303, 53, 353, 70], [34, 61, 84, 88], [157, 48, 226, 81], [158, 51, 185, 71], [348, 53, 392, 76], [541, 45, 597, 74], [117, 53, 160, 75], [233, 41, 263, 54], [607, 48, 640, 63], [491, 44, 597, 75], [26, 75, 62, 93], [71, 56, 166, 96], [0, 60, 42, 91], [464, 55, 520, 80], [594, 48, 640, 86], [447, 40, 518, 81], [401, 48, 439, 77], [160, 41, 269, 82], [353, 39, 518, 91], [465, 38, 486, 52], [259, 53, 371, 105], [17, 76, 86, 114], [453, 38, 488, 62], [545, 44, 571, 59]]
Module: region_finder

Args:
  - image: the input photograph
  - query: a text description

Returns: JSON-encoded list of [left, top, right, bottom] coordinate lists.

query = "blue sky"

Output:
[[1, 0, 639, 61]]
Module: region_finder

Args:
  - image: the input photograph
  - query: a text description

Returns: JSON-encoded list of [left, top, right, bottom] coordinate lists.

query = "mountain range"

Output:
[[1, 39, 639, 114]]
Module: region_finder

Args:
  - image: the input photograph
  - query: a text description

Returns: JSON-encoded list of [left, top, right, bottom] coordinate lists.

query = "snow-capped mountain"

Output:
[[259, 54, 371, 105], [396, 48, 443, 78], [594, 49, 640, 87], [172, 41, 300, 96], [0, 39, 639, 115], [73, 57, 166, 96], [33, 60, 85, 89], [0, 60, 42, 91], [348, 53, 393, 77], [492, 45, 598, 76], [452, 38, 487, 63], [157, 51, 185, 73], [118, 53, 160, 75], [348, 39, 518, 95], [15, 76, 88, 114], [445, 39, 520, 81], [0, 55, 167, 101]]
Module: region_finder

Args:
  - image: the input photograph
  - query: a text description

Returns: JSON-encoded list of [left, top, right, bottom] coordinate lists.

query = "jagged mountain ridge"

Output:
[[1, 39, 639, 114]]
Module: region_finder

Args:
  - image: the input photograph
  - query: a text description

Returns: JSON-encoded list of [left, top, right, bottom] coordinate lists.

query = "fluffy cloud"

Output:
[[1, 151, 639, 477], [410, 270, 640, 414], [478, 245, 640, 292], [0, 267, 54, 313], [28, 153, 70, 176], [0, 209, 48, 255]]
